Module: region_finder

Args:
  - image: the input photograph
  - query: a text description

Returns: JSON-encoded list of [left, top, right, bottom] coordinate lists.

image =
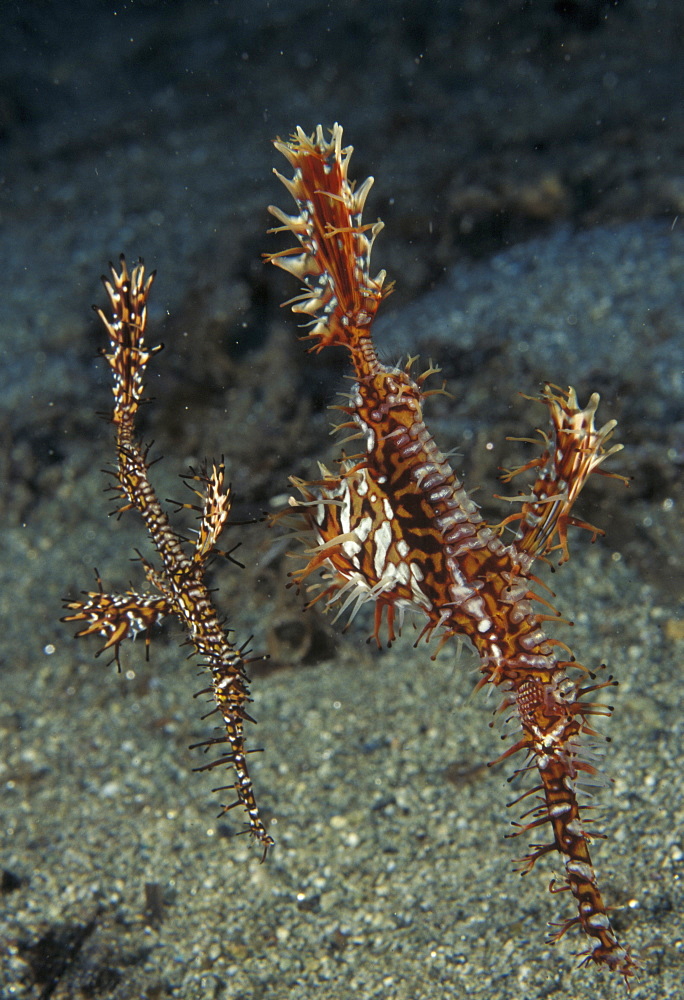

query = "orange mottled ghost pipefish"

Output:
[[266, 124, 636, 981]]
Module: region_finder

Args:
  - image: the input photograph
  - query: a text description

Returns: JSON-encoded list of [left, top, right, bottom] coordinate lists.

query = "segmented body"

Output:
[[268, 125, 634, 979]]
